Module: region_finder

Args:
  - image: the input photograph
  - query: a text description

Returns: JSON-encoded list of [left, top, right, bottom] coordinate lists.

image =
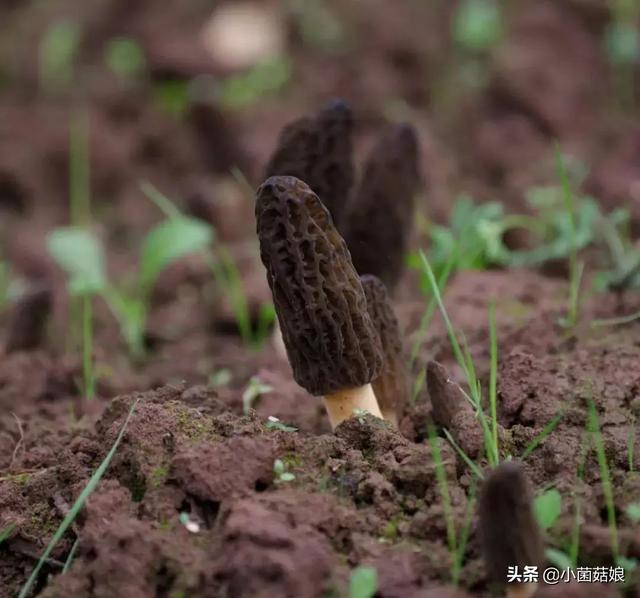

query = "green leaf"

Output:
[[47, 228, 107, 295], [139, 217, 213, 294], [349, 566, 378, 598], [534, 488, 562, 530], [626, 502, 640, 523], [545, 547, 573, 570], [453, 0, 503, 52]]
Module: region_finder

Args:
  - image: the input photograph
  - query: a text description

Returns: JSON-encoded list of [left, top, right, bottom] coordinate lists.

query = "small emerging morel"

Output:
[[360, 274, 409, 426], [256, 175, 383, 429], [478, 461, 544, 598], [264, 99, 354, 228], [5, 284, 52, 353], [342, 123, 420, 291]]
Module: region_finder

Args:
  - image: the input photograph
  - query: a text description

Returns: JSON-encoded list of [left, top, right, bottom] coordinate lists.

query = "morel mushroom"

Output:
[[360, 274, 408, 426], [478, 461, 544, 598], [426, 361, 485, 459], [5, 284, 52, 353], [256, 175, 383, 429], [264, 99, 354, 228], [342, 123, 420, 291]]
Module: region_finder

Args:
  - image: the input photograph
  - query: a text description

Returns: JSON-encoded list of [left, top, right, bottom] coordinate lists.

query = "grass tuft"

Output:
[[18, 398, 139, 598]]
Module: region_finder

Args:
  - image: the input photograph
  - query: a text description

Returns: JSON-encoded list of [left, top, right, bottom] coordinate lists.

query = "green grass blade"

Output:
[[140, 181, 182, 220], [520, 411, 563, 460], [488, 301, 499, 464], [62, 537, 80, 573], [18, 398, 140, 598], [587, 400, 618, 558], [442, 429, 485, 481], [427, 426, 457, 558], [452, 483, 476, 585], [409, 253, 455, 367]]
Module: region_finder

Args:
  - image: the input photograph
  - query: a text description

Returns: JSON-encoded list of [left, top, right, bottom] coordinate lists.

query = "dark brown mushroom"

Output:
[[342, 123, 420, 291], [360, 274, 409, 426], [478, 461, 544, 598], [426, 361, 485, 459], [264, 99, 354, 228], [256, 175, 383, 428], [5, 284, 52, 353]]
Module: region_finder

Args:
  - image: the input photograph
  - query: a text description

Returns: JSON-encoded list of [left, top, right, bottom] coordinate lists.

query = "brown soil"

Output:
[[1, 0, 640, 596]]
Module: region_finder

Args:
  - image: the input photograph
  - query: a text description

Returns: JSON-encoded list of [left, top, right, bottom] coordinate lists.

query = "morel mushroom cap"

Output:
[[256, 175, 383, 396], [264, 99, 354, 227], [360, 274, 408, 421], [478, 461, 544, 586], [343, 123, 420, 291]]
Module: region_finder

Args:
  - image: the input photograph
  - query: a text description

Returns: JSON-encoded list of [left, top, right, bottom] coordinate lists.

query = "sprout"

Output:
[[264, 99, 354, 228], [5, 284, 52, 353], [256, 175, 383, 429], [343, 124, 420, 291], [360, 275, 409, 426], [478, 461, 544, 597]]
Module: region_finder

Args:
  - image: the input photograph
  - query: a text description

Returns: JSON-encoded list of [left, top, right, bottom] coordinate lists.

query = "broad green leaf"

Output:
[[534, 488, 562, 530], [349, 566, 378, 598], [139, 217, 213, 293], [47, 228, 107, 295]]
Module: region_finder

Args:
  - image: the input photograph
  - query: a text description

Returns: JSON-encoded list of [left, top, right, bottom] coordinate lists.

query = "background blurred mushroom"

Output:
[[360, 274, 409, 426], [343, 123, 420, 292]]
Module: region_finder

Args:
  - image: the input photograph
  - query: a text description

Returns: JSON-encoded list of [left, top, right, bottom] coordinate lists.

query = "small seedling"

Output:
[[273, 459, 295, 482], [419, 250, 499, 468], [349, 566, 378, 598], [242, 376, 273, 414], [265, 416, 297, 433], [256, 176, 384, 429], [360, 275, 409, 426], [533, 488, 562, 531], [48, 204, 213, 359]]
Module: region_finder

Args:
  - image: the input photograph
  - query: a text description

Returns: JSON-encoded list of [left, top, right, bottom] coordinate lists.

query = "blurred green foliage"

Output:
[[453, 0, 503, 52], [218, 56, 291, 109], [105, 37, 146, 78], [39, 19, 81, 92]]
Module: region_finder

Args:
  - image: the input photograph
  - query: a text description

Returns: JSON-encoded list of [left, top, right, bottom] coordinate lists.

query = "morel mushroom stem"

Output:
[[256, 176, 384, 431], [323, 384, 382, 429]]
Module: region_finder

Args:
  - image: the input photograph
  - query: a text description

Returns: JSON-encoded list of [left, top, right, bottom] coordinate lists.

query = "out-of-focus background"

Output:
[[1, 0, 638, 229]]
